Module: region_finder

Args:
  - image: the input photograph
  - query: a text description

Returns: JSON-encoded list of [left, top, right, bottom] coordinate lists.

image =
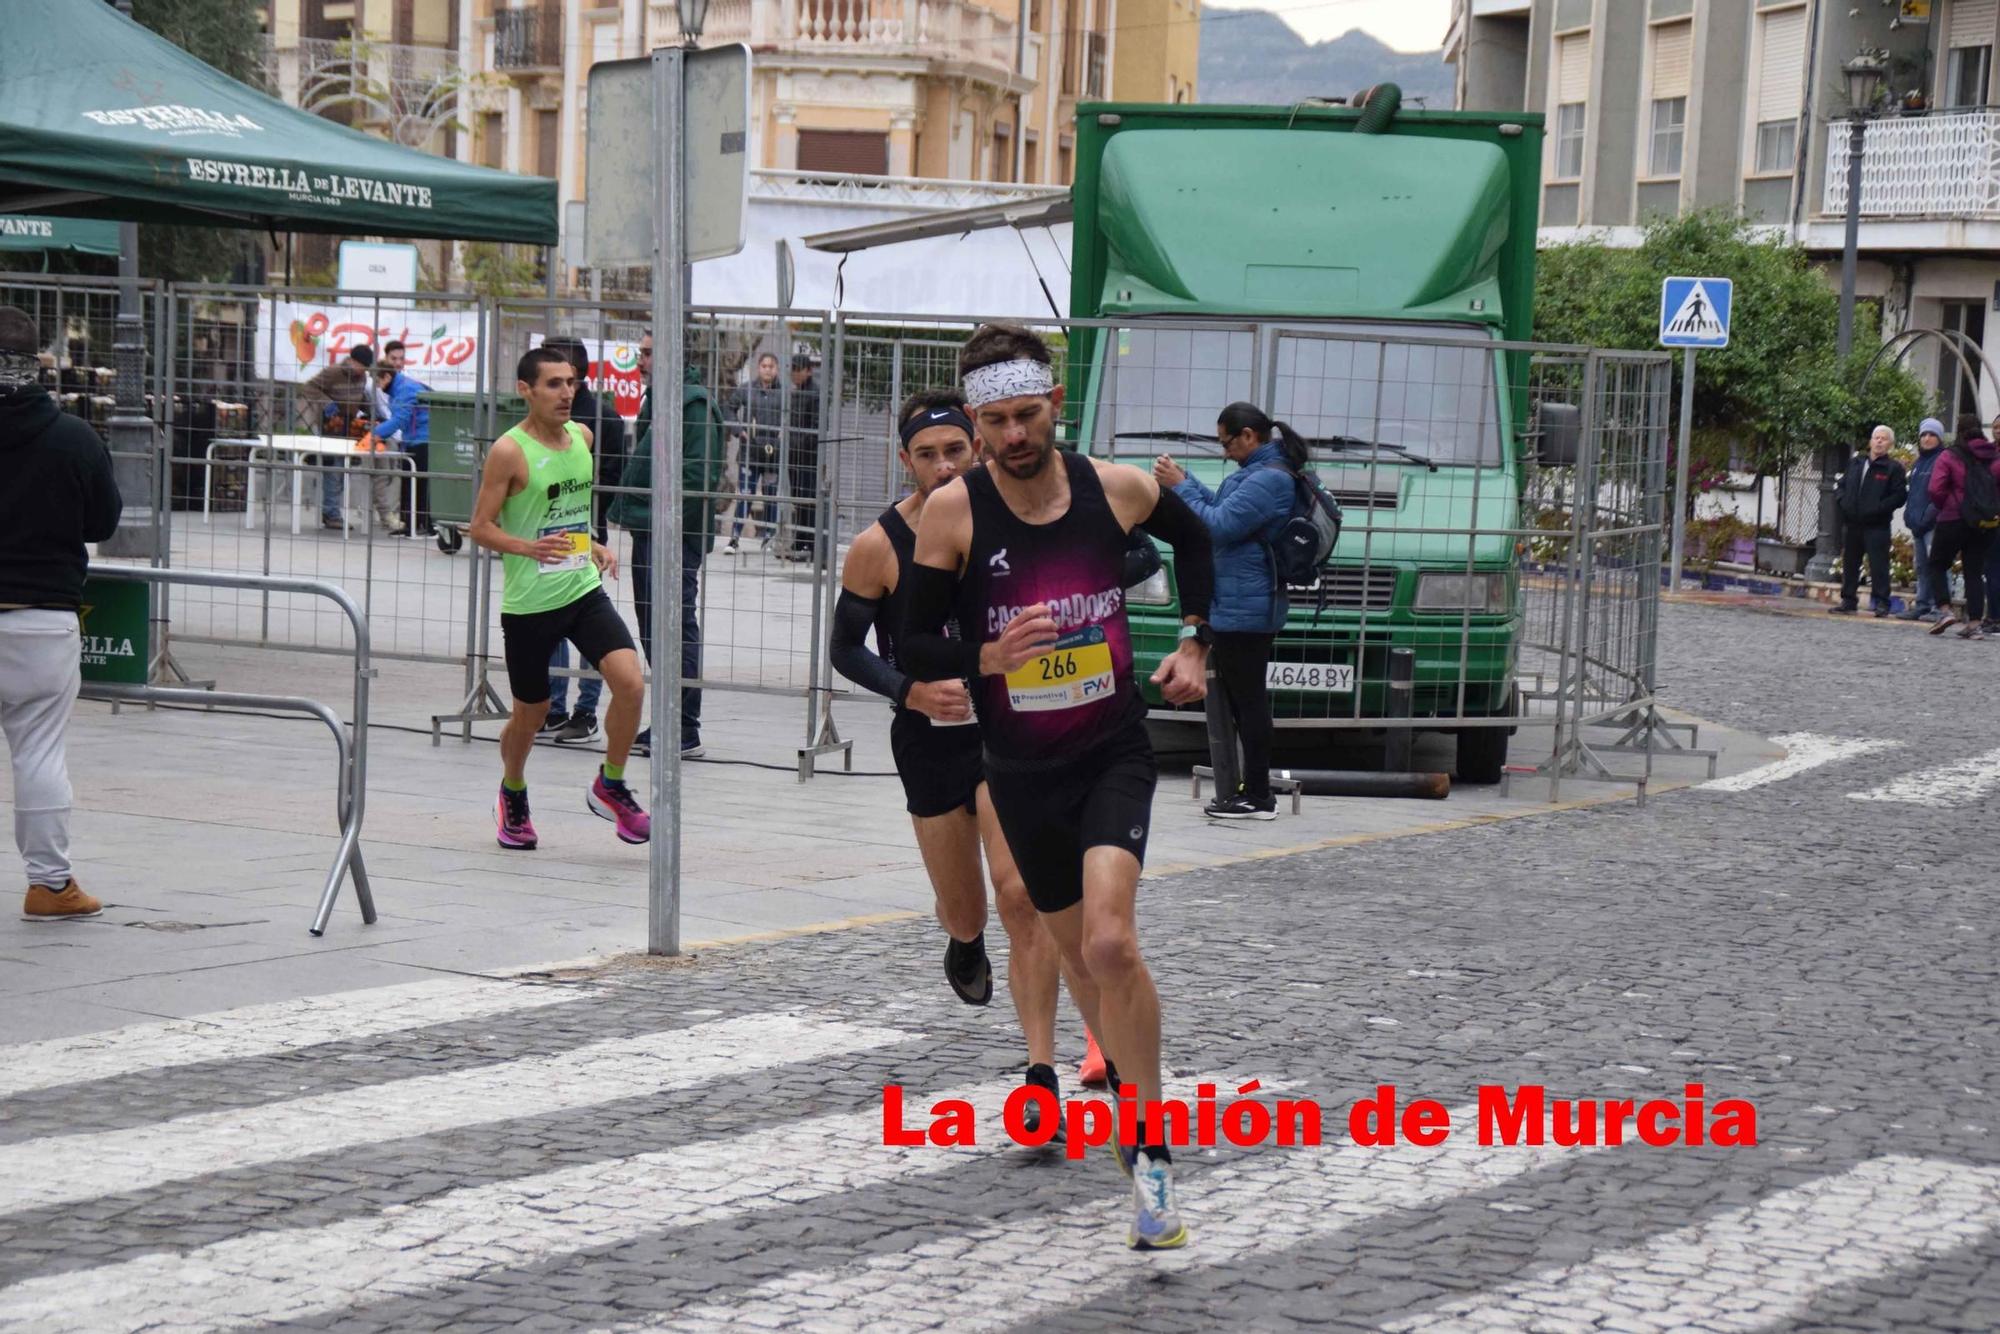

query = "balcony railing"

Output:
[[494, 1, 562, 72], [1823, 109, 2000, 220], [648, 0, 1017, 76]]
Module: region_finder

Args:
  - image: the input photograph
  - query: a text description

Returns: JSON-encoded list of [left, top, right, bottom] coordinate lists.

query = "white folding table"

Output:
[[203, 434, 416, 536]]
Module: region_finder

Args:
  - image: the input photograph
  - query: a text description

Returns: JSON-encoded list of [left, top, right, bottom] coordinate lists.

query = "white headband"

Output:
[[963, 358, 1055, 408]]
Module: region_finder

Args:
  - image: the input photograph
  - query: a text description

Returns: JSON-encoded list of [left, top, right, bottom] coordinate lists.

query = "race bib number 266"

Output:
[[1004, 626, 1115, 712]]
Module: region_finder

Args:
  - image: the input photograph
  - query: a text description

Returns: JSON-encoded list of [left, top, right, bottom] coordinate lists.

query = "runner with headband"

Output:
[[897, 324, 1216, 1251]]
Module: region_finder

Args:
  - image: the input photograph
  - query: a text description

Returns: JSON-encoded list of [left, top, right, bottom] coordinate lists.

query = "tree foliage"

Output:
[[129, 0, 261, 283], [1534, 211, 1928, 476]]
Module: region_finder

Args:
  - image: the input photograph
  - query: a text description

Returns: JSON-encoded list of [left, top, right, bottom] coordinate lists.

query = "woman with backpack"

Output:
[[1925, 412, 2000, 640], [1153, 402, 1304, 820]]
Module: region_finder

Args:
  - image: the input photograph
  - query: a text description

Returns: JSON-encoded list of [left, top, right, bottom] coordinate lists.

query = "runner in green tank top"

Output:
[[468, 347, 651, 851]]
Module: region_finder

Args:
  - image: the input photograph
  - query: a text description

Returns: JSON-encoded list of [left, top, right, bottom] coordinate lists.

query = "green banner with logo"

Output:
[[78, 577, 151, 684]]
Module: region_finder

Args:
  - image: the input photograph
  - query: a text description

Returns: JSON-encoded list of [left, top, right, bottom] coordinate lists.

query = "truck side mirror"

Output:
[[1536, 402, 1581, 466]]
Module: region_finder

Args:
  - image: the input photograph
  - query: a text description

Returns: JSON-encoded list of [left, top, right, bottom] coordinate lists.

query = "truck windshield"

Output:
[[1090, 321, 1503, 467]]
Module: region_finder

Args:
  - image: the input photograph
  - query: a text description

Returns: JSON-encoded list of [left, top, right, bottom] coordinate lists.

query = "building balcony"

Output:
[[493, 1, 563, 74], [649, 0, 1020, 80], [1822, 110, 2000, 221]]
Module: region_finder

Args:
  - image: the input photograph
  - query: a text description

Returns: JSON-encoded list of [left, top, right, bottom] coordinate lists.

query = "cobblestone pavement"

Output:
[[3, 599, 1997, 1332]]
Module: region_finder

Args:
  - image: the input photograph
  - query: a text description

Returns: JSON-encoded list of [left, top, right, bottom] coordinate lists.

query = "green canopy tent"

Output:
[[0, 214, 120, 256], [0, 1, 556, 244]]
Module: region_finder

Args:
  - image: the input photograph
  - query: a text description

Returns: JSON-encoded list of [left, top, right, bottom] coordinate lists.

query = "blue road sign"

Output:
[[1660, 276, 1732, 348]]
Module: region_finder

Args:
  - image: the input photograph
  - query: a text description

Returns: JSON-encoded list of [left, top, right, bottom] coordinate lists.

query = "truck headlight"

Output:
[[1413, 572, 1507, 612], [1127, 565, 1173, 606]]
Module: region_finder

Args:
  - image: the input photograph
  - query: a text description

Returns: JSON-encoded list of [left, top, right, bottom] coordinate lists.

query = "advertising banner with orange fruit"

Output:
[[255, 300, 487, 394]]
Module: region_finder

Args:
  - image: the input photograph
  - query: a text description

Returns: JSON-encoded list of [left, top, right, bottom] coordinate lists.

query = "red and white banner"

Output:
[[528, 335, 646, 421], [256, 299, 486, 394]]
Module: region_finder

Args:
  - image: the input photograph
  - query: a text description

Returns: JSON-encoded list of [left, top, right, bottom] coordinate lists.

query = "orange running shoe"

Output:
[[1079, 1029, 1107, 1087]]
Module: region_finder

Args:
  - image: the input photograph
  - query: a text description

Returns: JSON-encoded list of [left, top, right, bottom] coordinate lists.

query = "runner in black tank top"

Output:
[[828, 390, 1086, 1134], [896, 324, 1216, 1252]]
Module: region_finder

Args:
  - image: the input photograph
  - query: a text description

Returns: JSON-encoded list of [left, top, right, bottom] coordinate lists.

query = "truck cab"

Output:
[[1062, 99, 1545, 783]]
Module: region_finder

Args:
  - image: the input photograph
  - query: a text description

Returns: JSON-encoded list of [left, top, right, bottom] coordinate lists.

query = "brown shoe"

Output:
[[22, 881, 102, 922]]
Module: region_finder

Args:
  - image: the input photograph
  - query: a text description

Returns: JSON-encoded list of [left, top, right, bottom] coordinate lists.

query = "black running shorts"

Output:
[[890, 710, 984, 819], [500, 587, 637, 705], [981, 723, 1158, 914]]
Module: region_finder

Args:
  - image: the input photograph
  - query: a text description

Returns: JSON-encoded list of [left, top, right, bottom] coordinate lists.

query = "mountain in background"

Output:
[[1197, 12, 1455, 109]]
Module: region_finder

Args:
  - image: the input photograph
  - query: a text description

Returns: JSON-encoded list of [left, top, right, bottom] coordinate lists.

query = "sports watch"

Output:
[[1178, 621, 1215, 649]]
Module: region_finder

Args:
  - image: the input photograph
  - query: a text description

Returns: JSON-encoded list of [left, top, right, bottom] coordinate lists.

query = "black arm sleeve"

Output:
[[1122, 528, 1163, 590], [831, 591, 913, 706], [1136, 485, 1213, 621], [898, 562, 984, 681]]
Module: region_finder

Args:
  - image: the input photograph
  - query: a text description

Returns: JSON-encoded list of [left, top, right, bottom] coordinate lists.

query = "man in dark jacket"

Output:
[[611, 354, 727, 757], [298, 342, 374, 529], [1832, 424, 1908, 617], [780, 352, 823, 562], [1896, 417, 1946, 621], [0, 306, 122, 920]]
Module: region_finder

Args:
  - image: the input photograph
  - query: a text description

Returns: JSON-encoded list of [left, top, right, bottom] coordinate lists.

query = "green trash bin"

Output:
[[423, 389, 522, 555]]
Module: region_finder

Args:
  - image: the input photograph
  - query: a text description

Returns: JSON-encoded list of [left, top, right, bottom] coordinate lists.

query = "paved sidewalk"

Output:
[[0, 632, 1758, 1046]]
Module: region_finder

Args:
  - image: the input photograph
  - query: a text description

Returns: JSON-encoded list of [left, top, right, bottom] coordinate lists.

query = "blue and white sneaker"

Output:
[[1129, 1151, 1187, 1250]]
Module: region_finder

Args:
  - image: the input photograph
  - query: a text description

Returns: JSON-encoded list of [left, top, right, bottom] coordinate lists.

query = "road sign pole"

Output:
[[648, 46, 687, 957], [1669, 347, 1695, 590]]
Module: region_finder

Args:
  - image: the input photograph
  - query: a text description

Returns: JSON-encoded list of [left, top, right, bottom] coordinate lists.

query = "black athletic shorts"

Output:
[[981, 723, 1157, 914], [890, 710, 984, 819], [500, 586, 637, 705]]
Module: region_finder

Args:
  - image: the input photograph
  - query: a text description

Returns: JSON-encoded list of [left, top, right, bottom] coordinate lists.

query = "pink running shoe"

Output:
[[588, 772, 652, 844], [496, 784, 538, 850]]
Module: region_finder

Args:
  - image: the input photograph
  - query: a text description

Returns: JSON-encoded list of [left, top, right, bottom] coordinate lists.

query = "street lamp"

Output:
[[1806, 52, 1888, 583], [677, 0, 708, 46]]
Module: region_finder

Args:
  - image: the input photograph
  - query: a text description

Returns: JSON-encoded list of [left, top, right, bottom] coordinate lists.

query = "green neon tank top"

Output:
[[498, 421, 600, 615]]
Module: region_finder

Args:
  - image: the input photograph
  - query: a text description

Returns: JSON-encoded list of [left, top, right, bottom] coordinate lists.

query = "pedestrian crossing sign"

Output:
[[1660, 276, 1732, 348]]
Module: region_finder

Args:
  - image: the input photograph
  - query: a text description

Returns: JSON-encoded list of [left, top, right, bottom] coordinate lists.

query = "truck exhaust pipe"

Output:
[[1273, 769, 1452, 800]]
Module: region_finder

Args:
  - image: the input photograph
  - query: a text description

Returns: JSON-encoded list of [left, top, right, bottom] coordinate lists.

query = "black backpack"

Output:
[[1956, 444, 2000, 530], [1266, 464, 1344, 588]]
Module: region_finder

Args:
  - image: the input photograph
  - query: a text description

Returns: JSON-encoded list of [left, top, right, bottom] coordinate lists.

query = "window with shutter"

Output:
[[1551, 32, 1590, 180], [1952, 0, 1999, 49], [536, 110, 558, 180], [796, 130, 890, 176], [1751, 6, 1806, 175]]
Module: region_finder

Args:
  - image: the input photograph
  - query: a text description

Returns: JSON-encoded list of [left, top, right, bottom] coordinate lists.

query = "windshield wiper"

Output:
[[1314, 435, 1439, 472]]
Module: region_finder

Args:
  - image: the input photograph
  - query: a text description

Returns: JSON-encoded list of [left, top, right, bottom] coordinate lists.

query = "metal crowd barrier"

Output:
[[78, 566, 376, 936]]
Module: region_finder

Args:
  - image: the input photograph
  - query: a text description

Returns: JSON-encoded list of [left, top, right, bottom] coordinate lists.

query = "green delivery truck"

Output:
[[1063, 96, 1546, 783]]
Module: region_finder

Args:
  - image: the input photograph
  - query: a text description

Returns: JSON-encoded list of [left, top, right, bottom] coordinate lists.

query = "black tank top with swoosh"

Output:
[[957, 451, 1142, 770]]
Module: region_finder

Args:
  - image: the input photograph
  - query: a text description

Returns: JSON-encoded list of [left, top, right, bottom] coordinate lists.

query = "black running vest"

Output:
[[957, 450, 1142, 769]]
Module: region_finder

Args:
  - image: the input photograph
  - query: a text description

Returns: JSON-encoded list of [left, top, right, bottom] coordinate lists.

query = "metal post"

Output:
[[1668, 346, 1695, 589], [98, 222, 159, 560], [1384, 647, 1414, 772], [648, 46, 688, 957], [1809, 117, 1868, 583]]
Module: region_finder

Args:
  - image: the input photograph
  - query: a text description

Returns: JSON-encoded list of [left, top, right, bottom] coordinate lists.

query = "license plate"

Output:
[[1266, 661, 1354, 692]]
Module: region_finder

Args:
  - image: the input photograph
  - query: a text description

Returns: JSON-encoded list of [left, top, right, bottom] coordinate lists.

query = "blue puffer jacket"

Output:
[[1172, 440, 1296, 633], [1905, 443, 1943, 535]]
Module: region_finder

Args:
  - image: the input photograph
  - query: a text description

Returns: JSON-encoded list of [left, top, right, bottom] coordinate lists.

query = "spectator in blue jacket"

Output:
[[375, 340, 432, 536], [1897, 417, 1946, 621], [1153, 401, 1302, 821]]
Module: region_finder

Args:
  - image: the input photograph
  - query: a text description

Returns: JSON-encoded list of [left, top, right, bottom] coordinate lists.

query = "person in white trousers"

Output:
[[0, 306, 122, 921]]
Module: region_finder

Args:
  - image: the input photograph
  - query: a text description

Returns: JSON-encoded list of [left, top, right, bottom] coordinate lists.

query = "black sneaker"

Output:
[[631, 727, 651, 757], [1021, 1063, 1064, 1144], [537, 709, 571, 737], [1205, 794, 1277, 821], [1872, 607, 1890, 619], [1828, 605, 1856, 615], [552, 711, 599, 745], [944, 932, 992, 1006]]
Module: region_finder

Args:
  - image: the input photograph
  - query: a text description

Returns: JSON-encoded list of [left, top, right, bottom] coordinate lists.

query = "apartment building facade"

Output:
[[1446, 0, 2000, 420]]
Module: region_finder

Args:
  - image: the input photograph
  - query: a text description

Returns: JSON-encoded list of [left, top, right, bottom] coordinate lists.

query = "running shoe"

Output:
[[1021, 1063, 1063, 1143], [944, 932, 992, 1006], [1827, 605, 1855, 616], [538, 709, 571, 737], [1128, 1152, 1188, 1251], [1205, 794, 1277, 821], [1958, 624, 1989, 640], [588, 772, 652, 844], [1079, 1030, 1108, 1087], [632, 727, 649, 757], [1930, 614, 1961, 635], [552, 711, 599, 745], [496, 784, 538, 850]]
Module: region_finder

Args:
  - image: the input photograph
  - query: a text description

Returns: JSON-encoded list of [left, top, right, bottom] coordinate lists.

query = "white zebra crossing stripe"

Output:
[[1847, 745, 2000, 806], [0, 976, 587, 1099], [0, 1077, 1022, 1334], [0, 1012, 907, 1221], [638, 1106, 1604, 1334], [1385, 1156, 2000, 1332], [1698, 733, 1900, 793]]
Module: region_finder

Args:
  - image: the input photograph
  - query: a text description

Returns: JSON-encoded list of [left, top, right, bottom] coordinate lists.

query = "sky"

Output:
[[1198, 0, 1455, 53]]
